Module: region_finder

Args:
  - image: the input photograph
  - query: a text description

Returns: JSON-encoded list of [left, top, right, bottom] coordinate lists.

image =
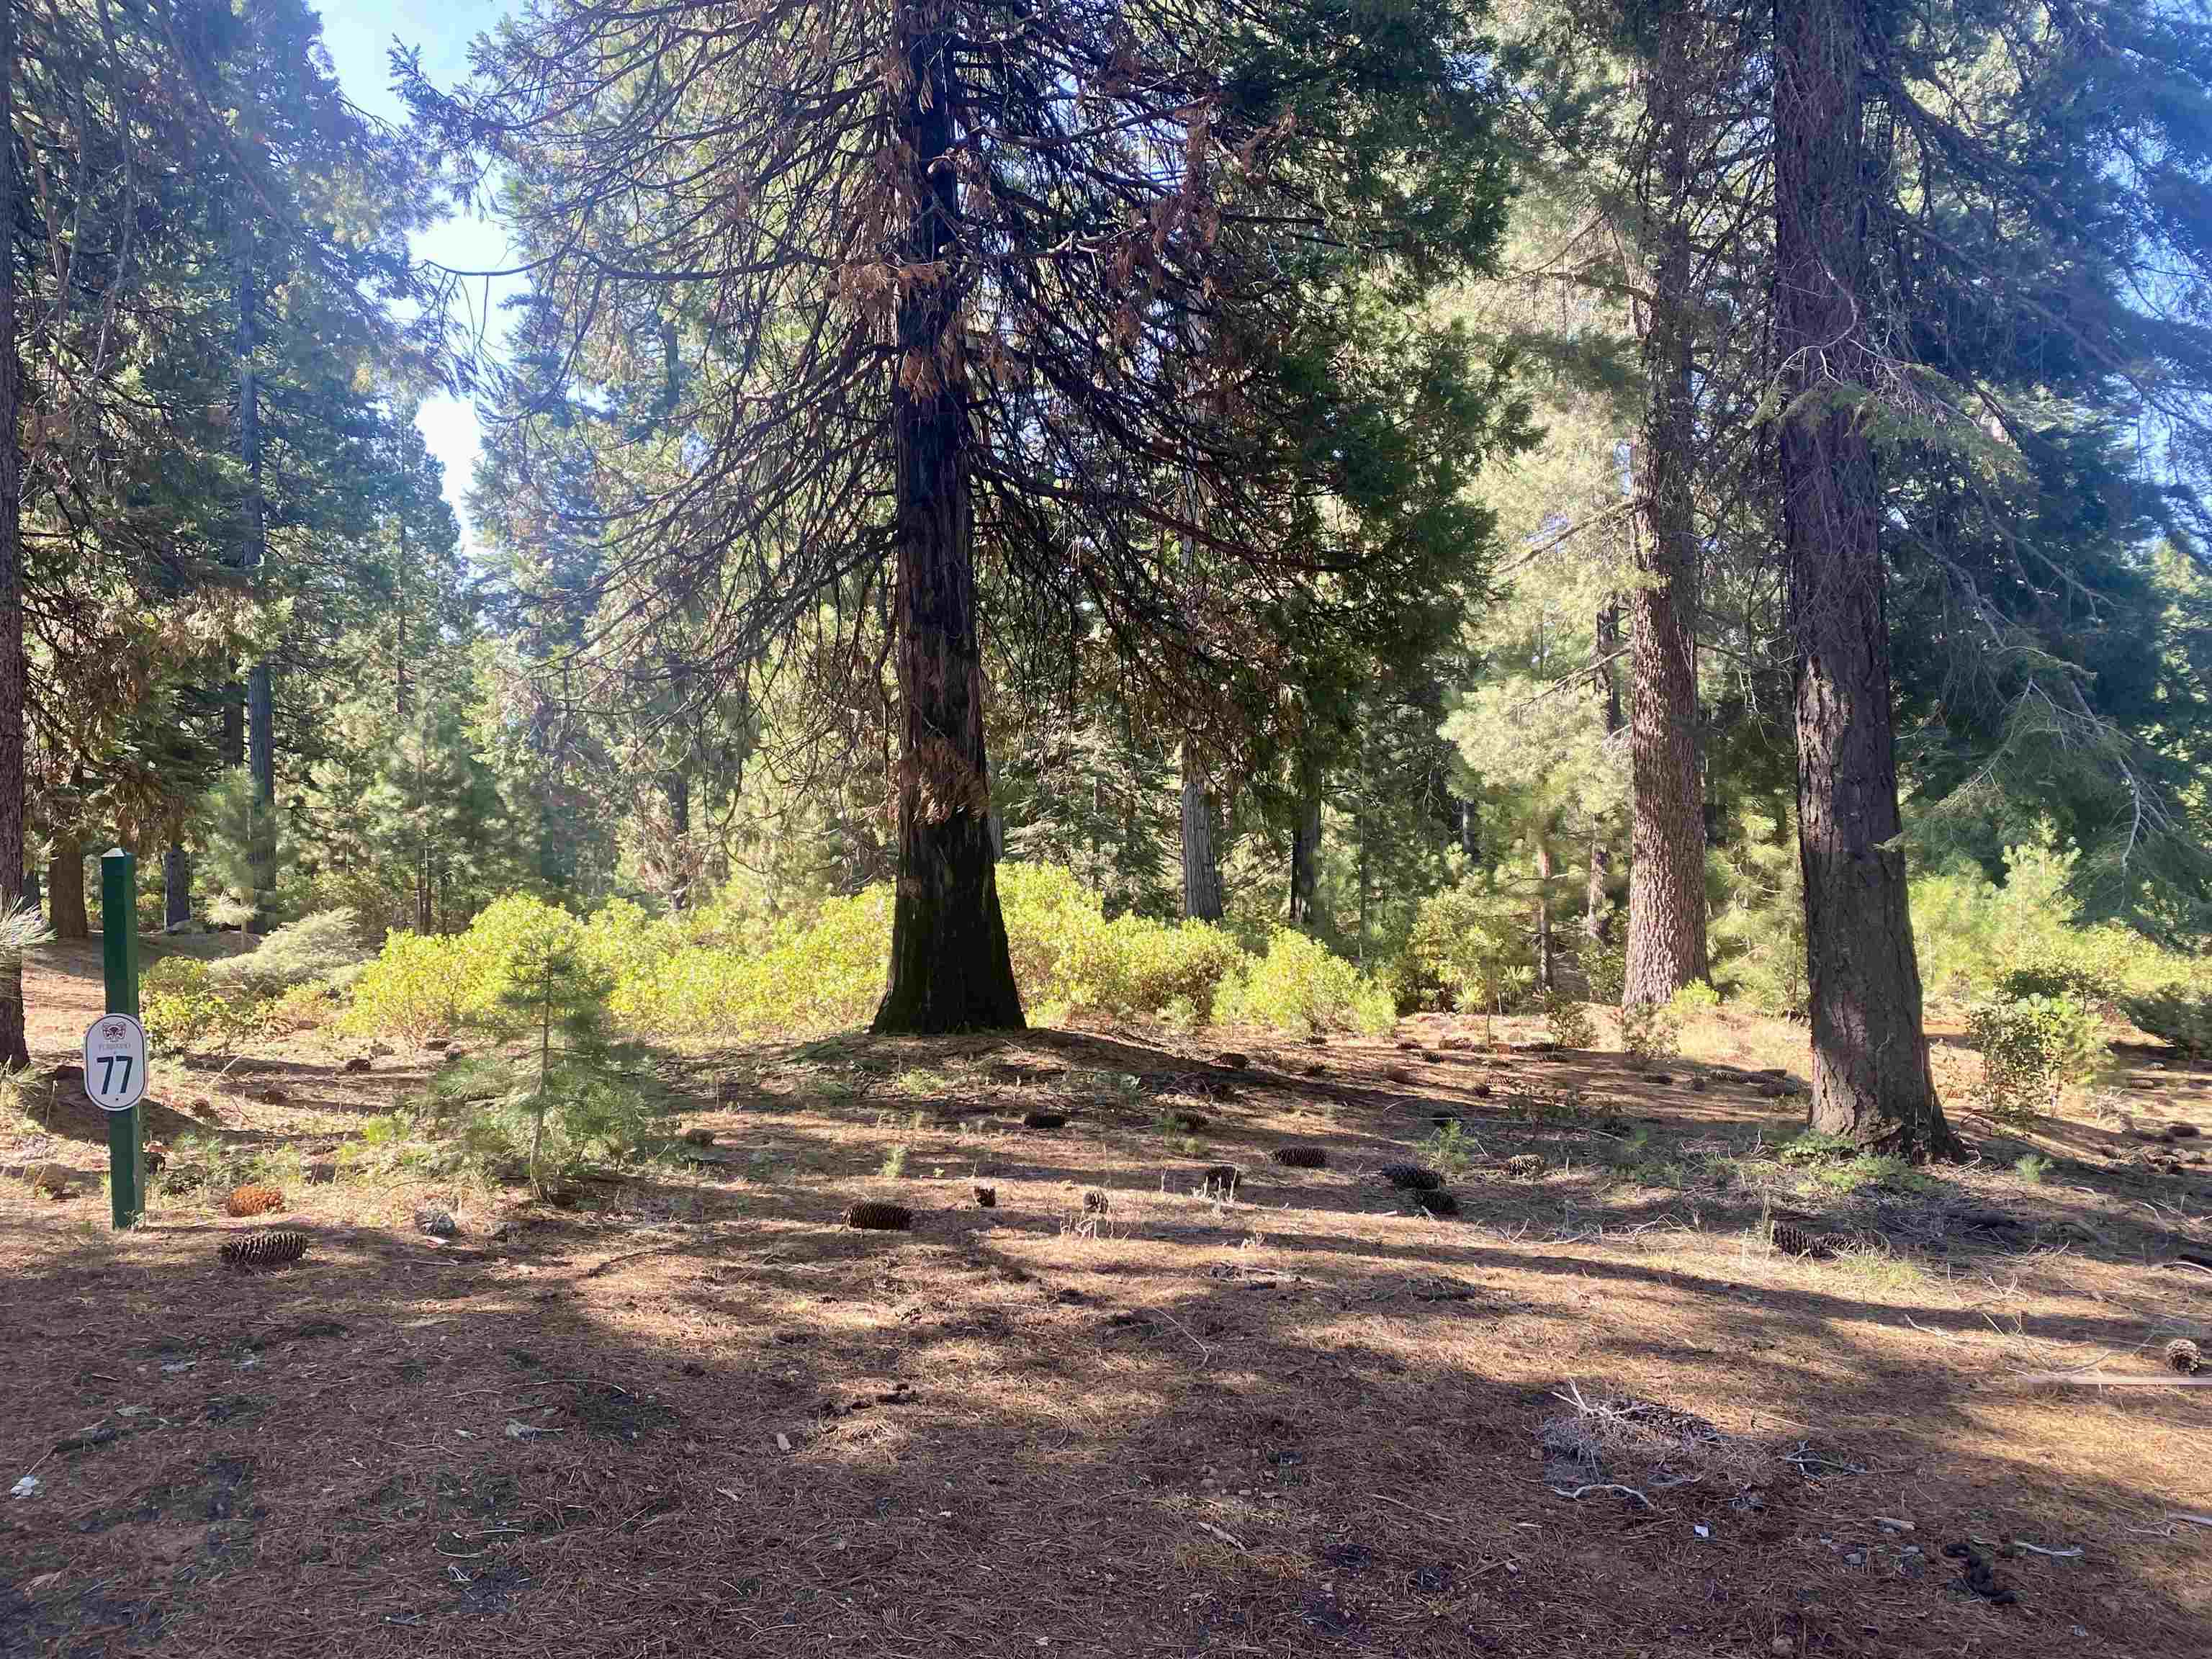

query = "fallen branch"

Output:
[[1195, 1520, 1247, 1552], [1549, 1482, 1653, 1509], [2015, 1374, 2212, 1387], [2010, 1541, 2082, 1559]]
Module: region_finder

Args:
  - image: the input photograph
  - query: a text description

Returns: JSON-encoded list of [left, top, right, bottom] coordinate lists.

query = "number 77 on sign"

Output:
[[84, 1015, 148, 1113]]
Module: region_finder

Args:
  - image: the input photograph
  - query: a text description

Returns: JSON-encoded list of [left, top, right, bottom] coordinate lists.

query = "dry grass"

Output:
[[2, 953, 2210, 1657]]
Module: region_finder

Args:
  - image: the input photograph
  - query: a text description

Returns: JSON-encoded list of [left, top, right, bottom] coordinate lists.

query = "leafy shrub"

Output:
[[1214, 930, 1394, 1035], [1582, 935, 1627, 1006], [1619, 998, 1681, 1063], [1995, 960, 2116, 1010], [343, 932, 470, 1041], [2123, 984, 2212, 1056], [1966, 993, 2106, 1123], [141, 958, 261, 1054], [205, 909, 372, 998], [2014, 1152, 2051, 1184], [1542, 990, 1596, 1049], [1403, 881, 1532, 1026], [1775, 1130, 1857, 1166]]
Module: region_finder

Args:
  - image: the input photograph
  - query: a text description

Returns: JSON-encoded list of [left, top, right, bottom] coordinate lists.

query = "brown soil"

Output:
[[2, 946, 2208, 1658]]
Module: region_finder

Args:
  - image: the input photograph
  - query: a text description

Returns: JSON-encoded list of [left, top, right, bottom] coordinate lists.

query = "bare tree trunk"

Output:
[[163, 847, 191, 931], [1287, 767, 1322, 926], [0, 3, 30, 1068], [238, 240, 275, 921], [1534, 836, 1554, 992], [1624, 14, 1709, 1007], [872, 9, 1022, 1034], [1587, 596, 1621, 942], [1179, 757, 1224, 923], [46, 841, 86, 940], [1775, 0, 1955, 1158]]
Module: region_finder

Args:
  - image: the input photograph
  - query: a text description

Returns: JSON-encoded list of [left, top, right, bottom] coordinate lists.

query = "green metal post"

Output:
[[102, 848, 142, 1229]]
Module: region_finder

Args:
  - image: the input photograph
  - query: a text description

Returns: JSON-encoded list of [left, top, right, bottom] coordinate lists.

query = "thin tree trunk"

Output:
[[1179, 759, 1224, 922], [1287, 767, 1321, 926], [1624, 14, 1709, 1007], [1534, 836, 1554, 992], [236, 220, 275, 927], [163, 847, 191, 931], [46, 841, 86, 940], [665, 768, 691, 910], [872, 9, 1022, 1034], [1587, 596, 1621, 942], [0, 1, 30, 1068], [1774, 0, 1955, 1158]]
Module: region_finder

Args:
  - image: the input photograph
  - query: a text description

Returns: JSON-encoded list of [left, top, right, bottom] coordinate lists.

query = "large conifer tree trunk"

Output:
[[871, 7, 1022, 1035], [1624, 12, 1709, 1007], [0, 0, 29, 1068], [1774, 0, 1955, 1157], [163, 847, 191, 931], [46, 840, 86, 940]]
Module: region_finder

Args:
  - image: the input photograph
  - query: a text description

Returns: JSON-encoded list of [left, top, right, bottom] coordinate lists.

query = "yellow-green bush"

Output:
[[142, 958, 260, 1053], [343, 932, 470, 1041], [1910, 838, 2193, 1006], [1966, 992, 2107, 1123], [351, 866, 1390, 1042], [1215, 929, 1395, 1035]]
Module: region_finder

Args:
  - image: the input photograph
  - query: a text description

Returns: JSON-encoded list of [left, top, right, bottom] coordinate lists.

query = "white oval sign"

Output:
[[83, 1014, 148, 1113]]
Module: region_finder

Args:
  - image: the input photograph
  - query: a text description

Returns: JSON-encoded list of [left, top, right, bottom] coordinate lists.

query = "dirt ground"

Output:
[[2, 940, 2208, 1658]]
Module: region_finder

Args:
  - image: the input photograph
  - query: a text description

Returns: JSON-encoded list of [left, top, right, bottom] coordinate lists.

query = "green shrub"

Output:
[[1966, 993, 2106, 1123], [1995, 960, 2116, 1010], [205, 909, 372, 998], [141, 957, 262, 1055], [1542, 989, 1596, 1049], [1215, 930, 1394, 1035], [1403, 881, 1532, 1029], [1619, 997, 1682, 1063], [1776, 1129, 1856, 1166], [343, 932, 470, 1041], [1582, 936, 1627, 1006], [2014, 1152, 2051, 1184], [1423, 1118, 1481, 1177], [2123, 984, 2212, 1056]]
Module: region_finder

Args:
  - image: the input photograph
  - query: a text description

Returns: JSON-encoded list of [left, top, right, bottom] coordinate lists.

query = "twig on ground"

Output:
[[1369, 1491, 1460, 1529], [2010, 1540, 2082, 1558], [1548, 1482, 1653, 1509], [2015, 1374, 2212, 1387], [1196, 1520, 1246, 1552]]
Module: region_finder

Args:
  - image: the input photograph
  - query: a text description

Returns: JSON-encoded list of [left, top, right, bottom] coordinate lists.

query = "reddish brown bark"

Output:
[[1624, 10, 1709, 1007], [871, 8, 1022, 1033], [0, 3, 30, 1067], [1774, 0, 1956, 1157]]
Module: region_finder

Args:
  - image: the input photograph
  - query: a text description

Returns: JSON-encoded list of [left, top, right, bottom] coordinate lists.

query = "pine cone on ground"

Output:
[[1022, 1111, 1068, 1130], [220, 1229, 310, 1269], [415, 1206, 459, 1238], [2166, 1338, 2204, 1375], [1412, 1189, 1460, 1217], [1083, 1189, 1110, 1215], [843, 1200, 913, 1231], [223, 1182, 285, 1218], [1771, 1220, 1853, 1259], [1272, 1144, 1328, 1169], [1377, 1164, 1444, 1192]]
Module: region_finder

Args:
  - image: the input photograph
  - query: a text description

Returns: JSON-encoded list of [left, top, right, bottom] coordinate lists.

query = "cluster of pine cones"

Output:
[[1770, 1219, 1855, 1260]]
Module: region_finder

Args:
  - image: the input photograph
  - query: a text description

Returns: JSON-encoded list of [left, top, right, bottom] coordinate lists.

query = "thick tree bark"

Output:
[[871, 10, 1022, 1035], [163, 847, 192, 931], [1179, 760, 1224, 923], [46, 842, 86, 940], [1587, 596, 1621, 942], [1623, 13, 1709, 1007], [0, 4, 30, 1068], [1775, 0, 1955, 1158], [1287, 768, 1322, 926]]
